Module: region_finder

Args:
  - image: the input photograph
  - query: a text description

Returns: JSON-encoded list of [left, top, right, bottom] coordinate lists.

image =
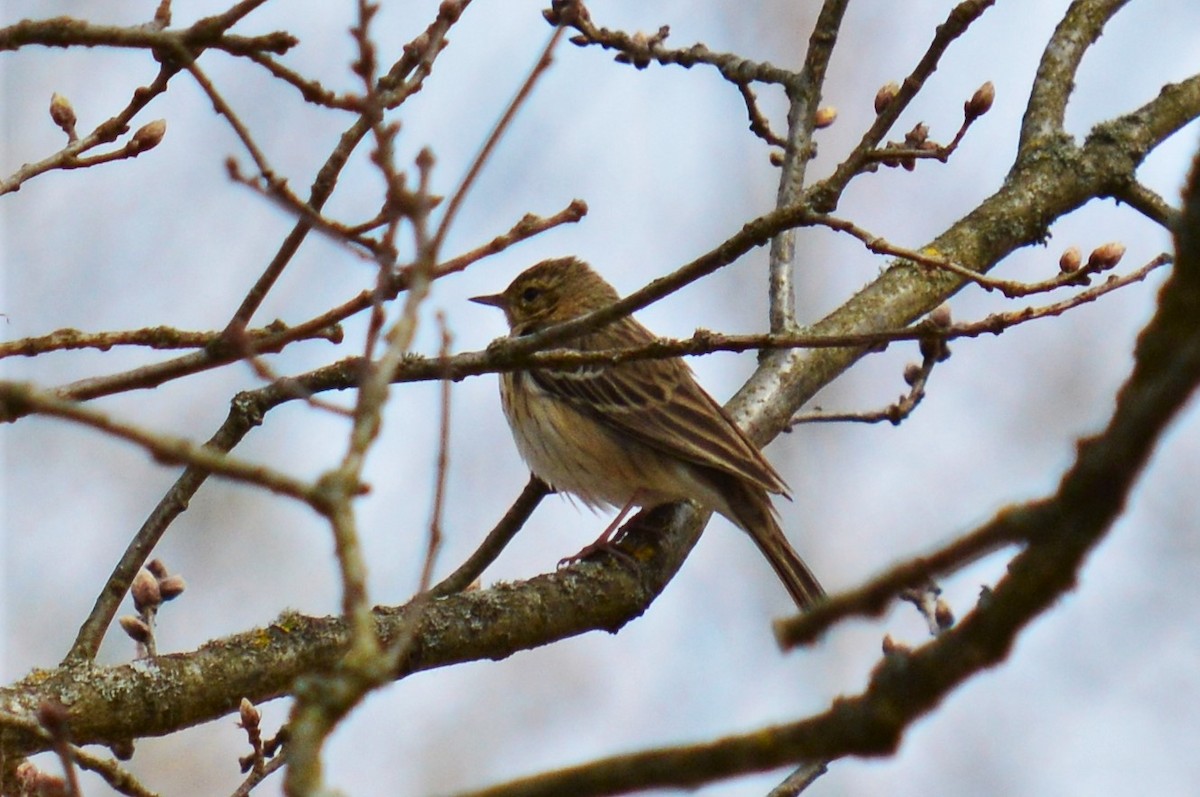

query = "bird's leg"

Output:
[[558, 493, 642, 567]]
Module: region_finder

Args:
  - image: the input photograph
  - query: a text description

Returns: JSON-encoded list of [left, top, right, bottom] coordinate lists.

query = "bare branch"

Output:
[[789, 329, 945, 426], [421, 313, 454, 593], [1020, 0, 1132, 149], [551, 2, 793, 85], [0, 67, 175, 195], [223, 0, 468, 333], [430, 477, 551, 597], [430, 25, 567, 254], [808, 0, 996, 212], [0, 321, 338, 360], [0, 382, 320, 505], [1112, 180, 1182, 230], [0, 11, 293, 58]]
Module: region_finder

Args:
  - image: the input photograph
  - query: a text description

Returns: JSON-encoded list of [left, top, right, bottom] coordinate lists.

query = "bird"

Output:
[[470, 257, 824, 611]]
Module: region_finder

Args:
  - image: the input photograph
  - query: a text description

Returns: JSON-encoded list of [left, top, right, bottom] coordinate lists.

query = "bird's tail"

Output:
[[750, 515, 826, 612], [719, 478, 825, 611]]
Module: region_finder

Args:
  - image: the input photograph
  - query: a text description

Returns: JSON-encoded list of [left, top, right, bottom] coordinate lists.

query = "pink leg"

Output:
[[558, 493, 641, 567]]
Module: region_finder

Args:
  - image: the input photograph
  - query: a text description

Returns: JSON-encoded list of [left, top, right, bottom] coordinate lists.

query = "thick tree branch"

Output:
[[450, 139, 1200, 797], [1020, 0, 1130, 149], [4, 502, 695, 757]]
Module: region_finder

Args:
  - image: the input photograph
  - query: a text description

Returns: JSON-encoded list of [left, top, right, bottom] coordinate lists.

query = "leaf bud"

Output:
[[131, 567, 162, 613], [960, 80, 998, 120], [119, 615, 152, 644], [158, 574, 187, 601], [964, 81, 996, 120], [874, 81, 900, 114], [1087, 241, 1126, 271], [49, 93, 77, 137], [127, 119, 167, 155], [1059, 246, 1082, 273], [903, 362, 923, 386]]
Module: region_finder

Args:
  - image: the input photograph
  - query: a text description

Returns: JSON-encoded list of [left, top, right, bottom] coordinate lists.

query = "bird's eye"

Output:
[[520, 286, 541, 303]]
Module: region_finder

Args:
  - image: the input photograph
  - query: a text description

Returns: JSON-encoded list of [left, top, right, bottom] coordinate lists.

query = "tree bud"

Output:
[[119, 615, 152, 643], [1087, 241, 1126, 271], [158, 574, 187, 601], [1059, 246, 1082, 273], [905, 122, 930, 147], [131, 567, 161, 613], [128, 119, 167, 154], [934, 599, 955, 630], [814, 106, 838, 128], [929, 304, 952, 328], [903, 362, 923, 386], [874, 81, 900, 114], [239, 697, 262, 729], [964, 81, 995, 120], [49, 93, 77, 136]]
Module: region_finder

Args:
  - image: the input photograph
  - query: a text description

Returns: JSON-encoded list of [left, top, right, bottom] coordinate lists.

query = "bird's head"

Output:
[[470, 257, 619, 335]]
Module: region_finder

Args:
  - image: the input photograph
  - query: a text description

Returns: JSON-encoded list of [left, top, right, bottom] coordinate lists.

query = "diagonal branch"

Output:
[[1020, 0, 1131, 149], [807, 0, 997, 213], [767, 0, 851, 331], [445, 138, 1200, 797]]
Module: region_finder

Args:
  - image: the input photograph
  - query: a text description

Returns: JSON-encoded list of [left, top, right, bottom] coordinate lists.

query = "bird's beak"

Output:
[[469, 293, 506, 309]]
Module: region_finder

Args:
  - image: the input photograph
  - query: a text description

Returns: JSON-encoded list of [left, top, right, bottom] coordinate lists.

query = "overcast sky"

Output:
[[3, 2, 1200, 795]]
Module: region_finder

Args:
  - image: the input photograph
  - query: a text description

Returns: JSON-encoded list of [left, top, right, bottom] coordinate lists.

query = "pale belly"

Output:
[[500, 371, 708, 512]]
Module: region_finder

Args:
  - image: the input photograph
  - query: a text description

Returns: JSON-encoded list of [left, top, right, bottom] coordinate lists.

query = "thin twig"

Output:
[[231, 750, 286, 797], [430, 476, 550, 597], [0, 3, 294, 194], [46, 313, 343, 405], [446, 253, 1167, 378], [554, 4, 794, 85], [0, 9, 290, 56], [807, 0, 997, 211], [766, 762, 828, 797], [244, 50, 363, 110], [420, 313, 454, 592], [0, 381, 321, 504], [810, 211, 1128, 298], [737, 81, 787, 147], [0, 66, 175, 195], [73, 745, 160, 797], [429, 24, 567, 254], [433, 200, 588, 278], [182, 58, 277, 181], [0, 321, 338, 360], [789, 332, 945, 426], [1112, 179, 1182, 230]]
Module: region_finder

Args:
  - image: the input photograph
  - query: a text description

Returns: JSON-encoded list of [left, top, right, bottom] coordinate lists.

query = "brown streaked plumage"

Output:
[[470, 257, 824, 610]]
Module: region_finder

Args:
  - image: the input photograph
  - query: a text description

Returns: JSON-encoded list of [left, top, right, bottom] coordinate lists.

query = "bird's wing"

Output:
[[528, 317, 789, 496]]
